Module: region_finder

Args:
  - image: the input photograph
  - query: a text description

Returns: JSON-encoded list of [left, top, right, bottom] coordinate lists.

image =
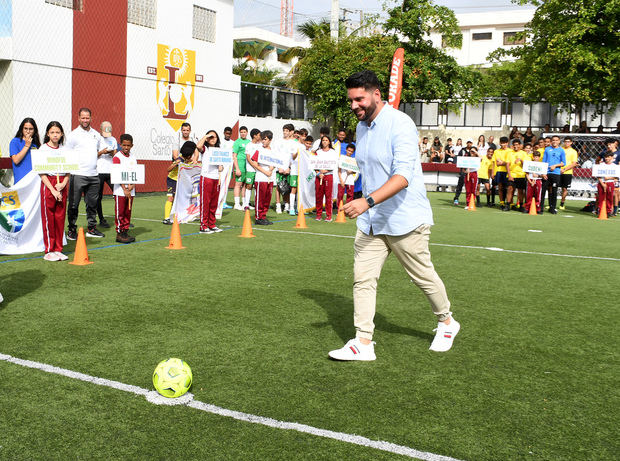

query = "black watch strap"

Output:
[[365, 196, 375, 208]]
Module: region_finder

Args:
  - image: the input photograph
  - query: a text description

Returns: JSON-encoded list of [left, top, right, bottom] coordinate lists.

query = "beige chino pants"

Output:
[[353, 225, 451, 340]]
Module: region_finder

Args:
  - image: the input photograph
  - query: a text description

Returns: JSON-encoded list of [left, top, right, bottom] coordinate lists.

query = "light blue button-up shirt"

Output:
[[355, 104, 433, 236]]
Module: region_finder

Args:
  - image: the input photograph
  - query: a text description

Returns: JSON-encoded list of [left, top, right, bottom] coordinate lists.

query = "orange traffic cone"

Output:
[[239, 209, 256, 238], [166, 214, 186, 249], [529, 199, 538, 215], [467, 195, 476, 211], [598, 199, 608, 220], [295, 205, 308, 229], [69, 227, 93, 266], [335, 200, 347, 223]]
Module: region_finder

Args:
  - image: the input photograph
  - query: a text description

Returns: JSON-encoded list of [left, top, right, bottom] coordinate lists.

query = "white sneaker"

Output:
[[328, 338, 376, 361], [276, 203, 282, 214], [210, 227, 223, 233], [429, 319, 460, 352], [54, 252, 69, 261], [284, 203, 290, 212], [43, 252, 60, 261], [233, 204, 244, 211]]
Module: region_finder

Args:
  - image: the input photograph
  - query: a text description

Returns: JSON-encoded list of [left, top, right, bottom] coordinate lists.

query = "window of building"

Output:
[[193, 5, 216, 43], [127, 0, 157, 29], [503, 31, 525, 45], [472, 32, 492, 41], [45, 0, 82, 10], [441, 33, 463, 48]]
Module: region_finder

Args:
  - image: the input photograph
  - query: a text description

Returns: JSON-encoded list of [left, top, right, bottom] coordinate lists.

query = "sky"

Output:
[[234, 0, 530, 36]]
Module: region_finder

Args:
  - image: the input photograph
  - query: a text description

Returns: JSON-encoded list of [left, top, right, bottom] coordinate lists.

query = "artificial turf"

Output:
[[0, 192, 618, 460]]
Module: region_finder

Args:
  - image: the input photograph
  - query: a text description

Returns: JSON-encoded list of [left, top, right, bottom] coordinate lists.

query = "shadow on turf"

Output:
[[0, 269, 45, 309], [299, 289, 433, 343]]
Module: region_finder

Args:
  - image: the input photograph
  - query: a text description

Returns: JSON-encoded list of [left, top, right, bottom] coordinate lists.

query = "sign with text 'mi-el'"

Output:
[[204, 149, 233, 165], [523, 161, 549, 175], [111, 164, 145, 184], [456, 156, 481, 171], [31, 150, 79, 174], [592, 164, 620, 178]]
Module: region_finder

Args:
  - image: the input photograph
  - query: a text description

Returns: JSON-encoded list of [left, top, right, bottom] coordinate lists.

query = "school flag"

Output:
[[388, 47, 405, 110], [0, 171, 45, 255], [170, 164, 201, 223], [215, 164, 233, 219], [297, 148, 316, 211]]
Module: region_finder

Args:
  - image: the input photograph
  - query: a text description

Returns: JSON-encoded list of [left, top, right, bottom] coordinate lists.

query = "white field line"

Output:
[[251, 228, 620, 262], [0, 353, 462, 461]]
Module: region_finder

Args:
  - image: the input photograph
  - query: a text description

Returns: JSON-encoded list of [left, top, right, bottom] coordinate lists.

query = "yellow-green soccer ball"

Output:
[[152, 358, 193, 398]]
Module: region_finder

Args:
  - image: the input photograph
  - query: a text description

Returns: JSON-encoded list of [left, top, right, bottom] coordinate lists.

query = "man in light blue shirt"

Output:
[[541, 135, 566, 214], [328, 70, 459, 361]]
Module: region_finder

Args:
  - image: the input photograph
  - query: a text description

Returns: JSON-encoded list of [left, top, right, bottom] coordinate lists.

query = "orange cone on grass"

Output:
[[335, 200, 347, 223], [166, 214, 186, 249], [295, 204, 308, 229], [239, 209, 256, 238], [467, 195, 476, 211], [529, 198, 538, 215], [598, 200, 608, 220], [69, 227, 93, 266]]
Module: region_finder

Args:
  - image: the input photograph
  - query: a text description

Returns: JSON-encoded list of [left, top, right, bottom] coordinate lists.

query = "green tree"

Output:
[[490, 0, 620, 117], [293, 0, 485, 130]]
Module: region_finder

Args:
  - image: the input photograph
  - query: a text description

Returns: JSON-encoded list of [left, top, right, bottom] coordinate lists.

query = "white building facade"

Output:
[[0, 0, 240, 191]]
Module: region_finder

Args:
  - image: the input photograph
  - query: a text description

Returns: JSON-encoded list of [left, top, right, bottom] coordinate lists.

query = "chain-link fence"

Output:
[[1, 0, 241, 193], [541, 133, 620, 198]]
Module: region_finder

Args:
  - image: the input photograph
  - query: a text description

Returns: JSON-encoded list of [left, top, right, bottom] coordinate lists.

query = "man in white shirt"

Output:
[[65, 108, 109, 239], [328, 71, 458, 361]]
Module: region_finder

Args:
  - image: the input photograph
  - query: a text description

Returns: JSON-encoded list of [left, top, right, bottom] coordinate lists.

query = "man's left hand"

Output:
[[343, 198, 369, 219]]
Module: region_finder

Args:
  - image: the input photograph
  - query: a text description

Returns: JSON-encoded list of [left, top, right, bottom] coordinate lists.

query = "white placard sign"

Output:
[[31, 150, 80, 174], [338, 155, 359, 173], [592, 164, 620, 178], [312, 154, 338, 171], [456, 156, 481, 170], [258, 151, 287, 169], [205, 149, 233, 165], [523, 161, 549, 175], [110, 164, 145, 184]]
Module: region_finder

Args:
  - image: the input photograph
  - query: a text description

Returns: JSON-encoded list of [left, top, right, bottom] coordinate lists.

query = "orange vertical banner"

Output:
[[388, 48, 405, 110]]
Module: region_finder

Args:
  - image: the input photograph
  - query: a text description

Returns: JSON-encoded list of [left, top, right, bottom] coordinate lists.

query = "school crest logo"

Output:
[[156, 44, 196, 132], [0, 191, 25, 233]]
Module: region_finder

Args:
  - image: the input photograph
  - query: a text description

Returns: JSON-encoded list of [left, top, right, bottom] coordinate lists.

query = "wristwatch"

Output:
[[365, 195, 375, 208]]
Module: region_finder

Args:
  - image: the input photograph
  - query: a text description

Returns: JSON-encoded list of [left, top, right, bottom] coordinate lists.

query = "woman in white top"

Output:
[[197, 130, 224, 234], [37, 121, 70, 261], [477, 134, 489, 157], [313, 135, 338, 221]]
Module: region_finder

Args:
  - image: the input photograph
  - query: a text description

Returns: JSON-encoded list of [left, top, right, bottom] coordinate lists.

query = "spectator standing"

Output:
[[232, 126, 250, 210], [65, 108, 108, 239], [559, 137, 579, 210], [477, 134, 489, 157], [487, 135, 497, 151], [10, 118, 41, 184], [541, 135, 566, 214], [96, 121, 118, 228]]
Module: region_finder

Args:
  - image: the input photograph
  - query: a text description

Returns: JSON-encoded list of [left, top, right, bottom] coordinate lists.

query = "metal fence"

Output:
[[240, 81, 308, 120], [400, 99, 620, 131]]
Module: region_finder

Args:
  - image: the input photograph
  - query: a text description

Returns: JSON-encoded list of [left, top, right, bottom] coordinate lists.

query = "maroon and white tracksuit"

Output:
[[464, 171, 478, 206], [200, 176, 220, 230], [114, 195, 133, 232], [40, 175, 68, 253], [112, 151, 136, 232], [597, 180, 614, 215], [255, 181, 273, 220], [525, 178, 542, 212], [337, 184, 354, 206], [315, 173, 334, 219]]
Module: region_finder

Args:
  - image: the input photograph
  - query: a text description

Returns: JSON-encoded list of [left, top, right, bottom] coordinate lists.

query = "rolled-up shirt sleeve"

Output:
[[390, 116, 418, 185]]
